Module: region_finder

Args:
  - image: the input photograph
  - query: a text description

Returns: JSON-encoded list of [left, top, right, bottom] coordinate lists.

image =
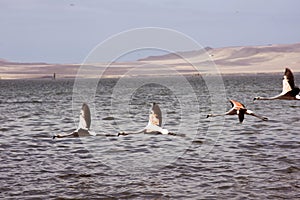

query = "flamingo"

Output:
[[207, 99, 268, 123], [53, 103, 96, 138], [254, 68, 300, 100], [118, 103, 170, 136]]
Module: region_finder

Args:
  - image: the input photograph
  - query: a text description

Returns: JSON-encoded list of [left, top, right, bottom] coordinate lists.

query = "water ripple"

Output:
[[0, 77, 299, 199]]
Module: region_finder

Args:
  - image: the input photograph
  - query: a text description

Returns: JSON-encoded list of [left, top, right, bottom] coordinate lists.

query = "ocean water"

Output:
[[0, 74, 299, 199]]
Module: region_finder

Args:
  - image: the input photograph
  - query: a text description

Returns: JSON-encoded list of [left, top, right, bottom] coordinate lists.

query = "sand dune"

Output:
[[1, 43, 299, 79], [140, 43, 300, 74]]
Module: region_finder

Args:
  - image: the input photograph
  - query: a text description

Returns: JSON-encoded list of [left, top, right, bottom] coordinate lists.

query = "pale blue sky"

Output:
[[0, 0, 299, 63]]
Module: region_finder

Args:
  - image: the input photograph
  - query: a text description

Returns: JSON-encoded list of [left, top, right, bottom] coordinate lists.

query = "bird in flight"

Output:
[[254, 68, 300, 100], [53, 103, 96, 139], [207, 99, 268, 123], [118, 103, 171, 136]]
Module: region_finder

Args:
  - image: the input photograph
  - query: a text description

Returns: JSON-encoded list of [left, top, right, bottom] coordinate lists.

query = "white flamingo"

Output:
[[254, 68, 300, 100], [118, 103, 170, 136], [53, 103, 96, 138]]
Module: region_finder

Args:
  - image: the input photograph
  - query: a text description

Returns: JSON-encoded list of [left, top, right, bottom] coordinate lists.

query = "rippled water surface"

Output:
[[0, 75, 299, 199]]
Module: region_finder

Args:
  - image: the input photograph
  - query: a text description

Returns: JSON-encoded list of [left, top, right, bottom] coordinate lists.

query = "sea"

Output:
[[0, 74, 299, 199]]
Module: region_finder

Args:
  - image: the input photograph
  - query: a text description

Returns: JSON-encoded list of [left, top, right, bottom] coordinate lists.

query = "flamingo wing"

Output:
[[229, 99, 245, 109], [149, 103, 162, 127], [226, 108, 237, 115], [282, 68, 294, 94], [78, 103, 91, 130]]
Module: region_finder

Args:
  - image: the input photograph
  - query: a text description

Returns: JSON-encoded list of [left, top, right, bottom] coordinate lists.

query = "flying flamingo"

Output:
[[53, 103, 96, 138], [118, 103, 170, 135], [254, 68, 300, 100], [207, 99, 268, 123]]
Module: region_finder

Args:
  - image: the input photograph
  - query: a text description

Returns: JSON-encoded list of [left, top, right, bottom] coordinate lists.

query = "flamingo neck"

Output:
[[255, 96, 277, 100]]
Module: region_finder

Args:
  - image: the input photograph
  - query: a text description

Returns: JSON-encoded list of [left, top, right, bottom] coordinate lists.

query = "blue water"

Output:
[[0, 74, 299, 199]]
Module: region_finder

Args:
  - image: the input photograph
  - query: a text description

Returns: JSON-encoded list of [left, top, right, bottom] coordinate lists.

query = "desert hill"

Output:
[[1, 43, 299, 79]]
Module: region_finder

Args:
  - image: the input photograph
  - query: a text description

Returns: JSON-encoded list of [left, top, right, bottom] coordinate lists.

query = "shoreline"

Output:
[[1, 71, 299, 80], [1, 42, 300, 80]]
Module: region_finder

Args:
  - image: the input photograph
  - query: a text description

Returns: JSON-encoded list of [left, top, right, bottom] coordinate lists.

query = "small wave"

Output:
[[18, 114, 31, 119], [289, 105, 300, 108], [58, 173, 92, 179], [110, 191, 165, 199], [192, 140, 203, 144], [102, 116, 115, 120], [277, 143, 299, 149], [0, 128, 9, 132], [167, 111, 176, 114], [275, 166, 299, 174], [217, 184, 234, 190], [6, 100, 42, 104], [1, 100, 57, 104]]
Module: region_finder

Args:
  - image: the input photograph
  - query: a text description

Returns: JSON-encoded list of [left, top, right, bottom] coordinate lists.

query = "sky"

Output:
[[0, 0, 300, 63]]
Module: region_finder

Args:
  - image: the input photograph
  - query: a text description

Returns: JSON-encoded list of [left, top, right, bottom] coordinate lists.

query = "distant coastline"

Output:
[[1, 42, 300, 80]]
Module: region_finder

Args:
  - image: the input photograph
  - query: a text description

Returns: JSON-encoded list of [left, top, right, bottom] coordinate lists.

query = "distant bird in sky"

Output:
[[53, 103, 96, 139], [118, 103, 170, 136], [207, 99, 268, 123], [254, 68, 300, 100]]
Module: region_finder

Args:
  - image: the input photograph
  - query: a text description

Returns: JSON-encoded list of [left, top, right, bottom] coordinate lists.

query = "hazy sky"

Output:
[[1, 0, 299, 63]]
